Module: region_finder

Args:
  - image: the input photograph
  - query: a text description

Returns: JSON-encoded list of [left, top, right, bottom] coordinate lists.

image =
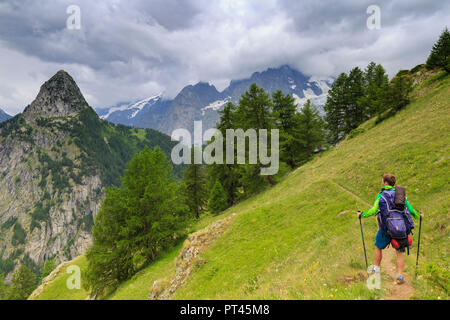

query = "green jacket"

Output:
[[361, 186, 420, 219]]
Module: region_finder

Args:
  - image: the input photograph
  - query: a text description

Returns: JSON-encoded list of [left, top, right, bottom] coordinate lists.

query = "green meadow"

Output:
[[32, 72, 449, 300]]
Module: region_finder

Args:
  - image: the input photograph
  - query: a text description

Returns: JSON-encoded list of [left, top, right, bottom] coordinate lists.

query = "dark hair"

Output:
[[382, 174, 396, 186]]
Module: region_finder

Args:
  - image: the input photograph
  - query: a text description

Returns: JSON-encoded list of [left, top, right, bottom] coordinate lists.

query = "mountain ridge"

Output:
[[98, 65, 334, 135], [0, 108, 12, 123]]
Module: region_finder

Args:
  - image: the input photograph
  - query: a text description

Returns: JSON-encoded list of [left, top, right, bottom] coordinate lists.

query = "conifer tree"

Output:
[[182, 148, 208, 219], [7, 266, 36, 300], [208, 162, 238, 207], [235, 83, 274, 131], [272, 90, 301, 168], [346, 67, 366, 131], [386, 74, 413, 112], [324, 67, 367, 143], [208, 102, 240, 206], [361, 62, 389, 117], [427, 27, 450, 72], [297, 100, 325, 162], [208, 180, 229, 215], [39, 259, 56, 283], [234, 84, 276, 188], [217, 102, 237, 133], [324, 73, 348, 144], [86, 147, 188, 297], [85, 186, 127, 296]]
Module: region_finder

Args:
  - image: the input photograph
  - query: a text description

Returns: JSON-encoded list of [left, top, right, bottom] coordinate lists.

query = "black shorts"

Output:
[[393, 238, 408, 253]]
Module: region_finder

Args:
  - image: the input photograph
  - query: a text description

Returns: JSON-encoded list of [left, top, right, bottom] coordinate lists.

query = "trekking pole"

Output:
[[358, 212, 368, 271], [416, 216, 423, 270]]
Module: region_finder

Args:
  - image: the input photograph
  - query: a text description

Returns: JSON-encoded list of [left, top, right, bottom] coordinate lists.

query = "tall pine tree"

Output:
[[272, 90, 302, 168], [235, 83, 274, 130], [324, 73, 348, 144], [208, 102, 240, 206], [208, 180, 229, 215], [360, 62, 389, 117], [297, 100, 325, 162], [182, 148, 208, 219], [39, 259, 56, 283], [427, 27, 450, 72], [234, 84, 276, 190], [7, 266, 37, 300], [346, 67, 366, 131]]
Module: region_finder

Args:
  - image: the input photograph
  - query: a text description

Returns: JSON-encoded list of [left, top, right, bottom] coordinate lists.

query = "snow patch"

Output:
[[100, 103, 133, 120], [201, 98, 230, 116], [293, 78, 333, 113], [128, 95, 161, 119], [100, 94, 162, 120]]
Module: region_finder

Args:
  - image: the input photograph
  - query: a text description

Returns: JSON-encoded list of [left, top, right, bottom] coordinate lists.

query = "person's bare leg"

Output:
[[396, 251, 404, 276], [374, 247, 382, 267]]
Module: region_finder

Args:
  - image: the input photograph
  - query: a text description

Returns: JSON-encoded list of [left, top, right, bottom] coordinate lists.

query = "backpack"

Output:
[[377, 188, 414, 253]]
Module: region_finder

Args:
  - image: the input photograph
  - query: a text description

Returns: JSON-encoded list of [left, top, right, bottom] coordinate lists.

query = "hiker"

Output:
[[357, 174, 424, 285]]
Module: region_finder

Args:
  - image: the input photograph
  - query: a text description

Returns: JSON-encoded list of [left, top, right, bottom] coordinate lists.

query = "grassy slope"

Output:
[[32, 256, 89, 300], [32, 73, 449, 300]]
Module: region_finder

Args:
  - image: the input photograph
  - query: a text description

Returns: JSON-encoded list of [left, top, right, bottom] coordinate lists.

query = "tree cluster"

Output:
[[85, 147, 189, 297], [183, 84, 325, 217], [324, 62, 413, 143]]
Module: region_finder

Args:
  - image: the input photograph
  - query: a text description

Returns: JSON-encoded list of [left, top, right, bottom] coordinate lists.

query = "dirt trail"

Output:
[[331, 181, 414, 300], [382, 247, 415, 300], [332, 181, 372, 207]]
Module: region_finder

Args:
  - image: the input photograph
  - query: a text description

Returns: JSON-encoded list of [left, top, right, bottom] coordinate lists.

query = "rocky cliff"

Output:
[[0, 71, 177, 280], [0, 108, 11, 123]]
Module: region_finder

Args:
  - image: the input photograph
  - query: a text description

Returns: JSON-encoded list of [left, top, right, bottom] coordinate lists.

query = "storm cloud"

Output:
[[0, 0, 448, 114]]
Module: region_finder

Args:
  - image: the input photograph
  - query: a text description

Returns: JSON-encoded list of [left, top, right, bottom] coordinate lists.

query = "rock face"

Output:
[[0, 70, 176, 281], [23, 71, 88, 120], [157, 82, 222, 134], [0, 108, 11, 123], [0, 71, 97, 280]]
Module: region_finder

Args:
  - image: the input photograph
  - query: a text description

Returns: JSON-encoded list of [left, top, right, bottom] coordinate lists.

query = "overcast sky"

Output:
[[0, 0, 448, 115]]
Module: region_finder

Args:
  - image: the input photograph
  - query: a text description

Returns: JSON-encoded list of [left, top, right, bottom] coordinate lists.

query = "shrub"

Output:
[[11, 223, 27, 246]]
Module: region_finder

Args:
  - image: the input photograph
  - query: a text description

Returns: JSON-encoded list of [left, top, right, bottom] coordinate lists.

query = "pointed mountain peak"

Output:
[[23, 70, 89, 119]]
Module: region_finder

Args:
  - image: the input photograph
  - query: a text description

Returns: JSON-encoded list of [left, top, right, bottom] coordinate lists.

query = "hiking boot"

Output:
[[396, 275, 405, 285]]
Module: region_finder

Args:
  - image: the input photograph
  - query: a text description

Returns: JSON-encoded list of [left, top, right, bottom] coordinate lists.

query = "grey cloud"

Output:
[[0, 0, 449, 115]]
